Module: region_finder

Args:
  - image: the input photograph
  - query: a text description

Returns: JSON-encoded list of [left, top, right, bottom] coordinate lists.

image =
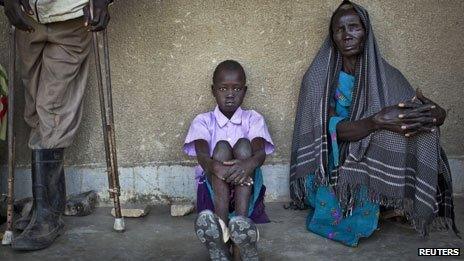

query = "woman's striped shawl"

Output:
[[289, 1, 459, 236]]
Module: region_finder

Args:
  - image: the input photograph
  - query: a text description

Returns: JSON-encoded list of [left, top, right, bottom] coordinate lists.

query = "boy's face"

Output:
[[212, 69, 247, 117]]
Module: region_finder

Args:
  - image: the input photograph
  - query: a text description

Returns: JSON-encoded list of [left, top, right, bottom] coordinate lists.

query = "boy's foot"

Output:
[[195, 210, 231, 261], [229, 216, 259, 261]]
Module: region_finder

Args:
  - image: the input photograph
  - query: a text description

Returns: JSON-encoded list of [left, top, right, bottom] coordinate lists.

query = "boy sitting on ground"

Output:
[[183, 60, 274, 261]]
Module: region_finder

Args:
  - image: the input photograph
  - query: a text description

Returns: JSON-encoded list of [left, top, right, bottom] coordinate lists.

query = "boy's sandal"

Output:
[[195, 210, 231, 261], [229, 216, 259, 261]]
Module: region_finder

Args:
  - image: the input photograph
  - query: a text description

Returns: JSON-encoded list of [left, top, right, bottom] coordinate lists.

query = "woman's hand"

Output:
[[372, 100, 435, 137], [4, 0, 34, 32], [416, 89, 446, 126], [223, 160, 254, 186]]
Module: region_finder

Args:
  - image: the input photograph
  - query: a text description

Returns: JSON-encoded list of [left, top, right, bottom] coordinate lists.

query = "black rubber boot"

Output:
[[13, 207, 32, 232], [12, 149, 66, 251], [14, 167, 66, 231]]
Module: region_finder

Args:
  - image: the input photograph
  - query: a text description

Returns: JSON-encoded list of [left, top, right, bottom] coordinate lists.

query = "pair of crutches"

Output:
[[2, 5, 124, 245]]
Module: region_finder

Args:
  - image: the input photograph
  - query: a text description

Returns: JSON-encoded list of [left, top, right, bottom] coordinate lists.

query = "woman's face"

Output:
[[332, 8, 365, 58]]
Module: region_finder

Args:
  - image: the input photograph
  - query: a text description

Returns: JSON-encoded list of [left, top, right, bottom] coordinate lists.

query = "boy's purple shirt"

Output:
[[183, 106, 275, 183]]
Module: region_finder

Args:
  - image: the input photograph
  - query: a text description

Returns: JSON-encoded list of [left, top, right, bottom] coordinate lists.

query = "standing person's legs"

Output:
[[33, 17, 91, 149], [12, 17, 91, 251], [12, 19, 48, 232]]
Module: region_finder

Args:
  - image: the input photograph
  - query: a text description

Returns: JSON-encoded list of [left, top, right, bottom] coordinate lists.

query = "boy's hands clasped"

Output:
[[223, 159, 254, 186], [213, 160, 254, 187]]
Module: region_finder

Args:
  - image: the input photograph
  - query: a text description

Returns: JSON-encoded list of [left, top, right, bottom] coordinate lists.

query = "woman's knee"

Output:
[[233, 138, 252, 159], [213, 140, 233, 162]]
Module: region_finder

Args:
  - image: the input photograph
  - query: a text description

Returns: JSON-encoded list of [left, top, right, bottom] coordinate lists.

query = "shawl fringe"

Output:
[[335, 182, 460, 238], [287, 176, 308, 210]]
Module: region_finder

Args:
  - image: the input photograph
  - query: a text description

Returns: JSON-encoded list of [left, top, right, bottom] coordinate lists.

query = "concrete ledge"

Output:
[[1, 164, 291, 204], [1, 159, 463, 205]]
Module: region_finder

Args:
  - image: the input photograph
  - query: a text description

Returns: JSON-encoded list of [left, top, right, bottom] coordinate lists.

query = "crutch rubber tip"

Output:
[[113, 218, 125, 232], [1, 230, 14, 245]]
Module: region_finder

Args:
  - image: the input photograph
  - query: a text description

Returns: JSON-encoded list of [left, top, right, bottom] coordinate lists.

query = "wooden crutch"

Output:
[[2, 25, 16, 245], [90, 0, 125, 232]]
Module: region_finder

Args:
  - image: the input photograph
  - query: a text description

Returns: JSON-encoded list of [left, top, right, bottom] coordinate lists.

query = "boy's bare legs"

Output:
[[232, 138, 254, 261], [233, 138, 253, 216], [210, 140, 233, 224], [208, 139, 255, 260], [194, 140, 233, 260]]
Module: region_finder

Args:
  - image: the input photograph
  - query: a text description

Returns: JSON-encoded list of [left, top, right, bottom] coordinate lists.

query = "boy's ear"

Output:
[[211, 84, 215, 93], [244, 86, 248, 93]]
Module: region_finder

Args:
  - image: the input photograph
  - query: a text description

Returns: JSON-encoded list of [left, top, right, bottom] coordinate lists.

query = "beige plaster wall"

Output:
[[0, 0, 462, 167]]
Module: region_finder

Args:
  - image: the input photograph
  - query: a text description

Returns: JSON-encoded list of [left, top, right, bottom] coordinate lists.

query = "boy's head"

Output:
[[211, 60, 247, 118]]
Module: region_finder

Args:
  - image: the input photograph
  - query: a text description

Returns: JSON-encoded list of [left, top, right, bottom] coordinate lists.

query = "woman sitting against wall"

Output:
[[289, 0, 459, 246]]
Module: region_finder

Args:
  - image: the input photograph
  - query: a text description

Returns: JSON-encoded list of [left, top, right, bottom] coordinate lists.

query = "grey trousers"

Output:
[[17, 17, 91, 149]]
